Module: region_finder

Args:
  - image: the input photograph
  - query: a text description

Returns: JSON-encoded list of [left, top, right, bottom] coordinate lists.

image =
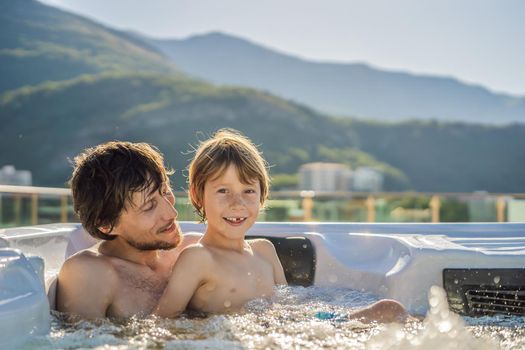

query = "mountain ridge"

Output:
[[146, 31, 525, 124]]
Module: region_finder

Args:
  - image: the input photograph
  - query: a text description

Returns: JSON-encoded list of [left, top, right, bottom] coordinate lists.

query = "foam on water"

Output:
[[20, 285, 524, 350]]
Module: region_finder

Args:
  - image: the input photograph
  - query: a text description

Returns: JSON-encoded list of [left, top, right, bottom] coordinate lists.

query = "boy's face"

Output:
[[107, 182, 182, 250], [201, 164, 261, 239]]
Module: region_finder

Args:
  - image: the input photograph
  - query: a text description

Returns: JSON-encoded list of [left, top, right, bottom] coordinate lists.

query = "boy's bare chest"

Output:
[[191, 254, 275, 311]]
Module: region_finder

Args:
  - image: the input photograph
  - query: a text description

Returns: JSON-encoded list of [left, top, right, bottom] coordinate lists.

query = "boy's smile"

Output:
[[224, 216, 248, 226]]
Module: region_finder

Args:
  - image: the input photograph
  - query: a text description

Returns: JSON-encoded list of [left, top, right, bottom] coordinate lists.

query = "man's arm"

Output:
[[252, 239, 287, 285], [154, 246, 211, 318], [347, 299, 408, 323], [56, 253, 116, 318]]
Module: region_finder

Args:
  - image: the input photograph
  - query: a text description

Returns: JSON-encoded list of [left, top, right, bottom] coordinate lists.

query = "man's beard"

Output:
[[125, 237, 178, 251]]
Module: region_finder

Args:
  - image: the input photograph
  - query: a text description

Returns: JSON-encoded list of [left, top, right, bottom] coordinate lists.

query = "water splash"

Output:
[[366, 286, 501, 350]]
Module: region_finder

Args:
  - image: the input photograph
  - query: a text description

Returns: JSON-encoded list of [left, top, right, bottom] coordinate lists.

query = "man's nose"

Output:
[[162, 198, 178, 219]]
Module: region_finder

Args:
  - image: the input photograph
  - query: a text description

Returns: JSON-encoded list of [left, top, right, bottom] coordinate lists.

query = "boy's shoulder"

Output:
[[246, 238, 278, 256], [177, 242, 215, 264]]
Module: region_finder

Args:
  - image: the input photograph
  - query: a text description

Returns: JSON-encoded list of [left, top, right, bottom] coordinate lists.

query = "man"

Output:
[[56, 141, 196, 318]]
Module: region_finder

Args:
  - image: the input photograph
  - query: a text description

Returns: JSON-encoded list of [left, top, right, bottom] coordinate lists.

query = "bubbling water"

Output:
[[366, 286, 501, 350], [22, 285, 524, 350]]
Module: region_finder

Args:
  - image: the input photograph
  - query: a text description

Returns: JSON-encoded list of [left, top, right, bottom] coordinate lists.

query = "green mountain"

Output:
[[0, 0, 178, 93], [146, 32, 525, 124], [351, 120, 525, 192], [2, 72, 524, 192], [0, 72, 406, 189]]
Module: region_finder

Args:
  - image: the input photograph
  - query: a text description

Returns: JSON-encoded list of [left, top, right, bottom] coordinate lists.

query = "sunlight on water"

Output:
[[21, 286, 524, 350]]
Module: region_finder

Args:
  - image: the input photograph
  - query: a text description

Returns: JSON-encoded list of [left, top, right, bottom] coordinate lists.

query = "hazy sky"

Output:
[[40, 0, 525, 96]]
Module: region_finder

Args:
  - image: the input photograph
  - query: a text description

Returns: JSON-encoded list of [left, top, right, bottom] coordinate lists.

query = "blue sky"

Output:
[[40, 0, 525, 96]]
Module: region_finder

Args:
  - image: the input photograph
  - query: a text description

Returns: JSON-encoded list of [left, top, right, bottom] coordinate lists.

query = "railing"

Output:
[[0, 185, 72, 227], [272, 190, 525, 223], [1, 185, 524, 228]]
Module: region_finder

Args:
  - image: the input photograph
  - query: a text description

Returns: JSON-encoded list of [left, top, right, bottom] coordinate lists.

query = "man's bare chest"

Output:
[[108, 265, 170, 317]]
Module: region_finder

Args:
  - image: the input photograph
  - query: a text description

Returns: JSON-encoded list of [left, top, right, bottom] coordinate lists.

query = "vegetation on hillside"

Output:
[[0, 0, 178, 93], [1, 72, 524, 192]]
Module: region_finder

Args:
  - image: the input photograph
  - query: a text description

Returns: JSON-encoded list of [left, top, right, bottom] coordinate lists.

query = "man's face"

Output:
[[110, 182, 181, 251]]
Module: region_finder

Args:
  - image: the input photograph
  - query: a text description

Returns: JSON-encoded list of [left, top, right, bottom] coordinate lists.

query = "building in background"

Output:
[[298, 162, 352, 192], [0, 165, 32, 186], [352, 166, 383, 192]]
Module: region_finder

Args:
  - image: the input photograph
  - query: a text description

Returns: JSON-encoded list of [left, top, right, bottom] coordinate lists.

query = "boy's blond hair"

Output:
[[188, 129, 269, 222]]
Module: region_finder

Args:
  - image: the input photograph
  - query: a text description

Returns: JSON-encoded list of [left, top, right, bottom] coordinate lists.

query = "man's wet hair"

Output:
[[69, 141, 173, 240]]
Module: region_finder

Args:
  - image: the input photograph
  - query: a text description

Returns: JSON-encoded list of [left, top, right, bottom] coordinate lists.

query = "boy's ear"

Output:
[[189, 184, 201, 206]]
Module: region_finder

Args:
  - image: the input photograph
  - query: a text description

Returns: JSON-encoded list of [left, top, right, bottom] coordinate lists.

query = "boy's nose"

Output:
[[230, 193, 246, 207]]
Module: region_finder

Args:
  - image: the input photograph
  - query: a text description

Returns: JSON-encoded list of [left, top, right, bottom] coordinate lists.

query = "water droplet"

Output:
[[429, 296, 439, 307], [224, 300, 231, 308], [302, 244, 308, 249], [493, 276, 501, 284], [438, 320, 453, 333], [454, 279, 459, 284]]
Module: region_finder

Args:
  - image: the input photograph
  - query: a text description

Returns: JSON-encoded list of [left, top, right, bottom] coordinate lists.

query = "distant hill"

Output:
[[0, 0, 178, 93], [146, 32, 525, 124], [1, 72, 524, 192], [0, 72, 406, 189]]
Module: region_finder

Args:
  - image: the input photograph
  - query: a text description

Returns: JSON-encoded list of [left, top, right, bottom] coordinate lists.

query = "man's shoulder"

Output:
[[60, 249, 117, 279], [57, 249, 118, 316]]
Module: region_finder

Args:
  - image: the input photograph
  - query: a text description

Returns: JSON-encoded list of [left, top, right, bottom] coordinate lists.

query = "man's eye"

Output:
[[144, 201, 156, 211]]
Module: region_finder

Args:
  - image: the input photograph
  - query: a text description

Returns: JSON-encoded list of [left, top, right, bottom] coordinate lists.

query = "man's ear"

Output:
[[98, 225, 114, 235]]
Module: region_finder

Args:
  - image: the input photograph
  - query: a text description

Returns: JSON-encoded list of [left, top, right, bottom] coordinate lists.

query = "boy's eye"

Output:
[[217, 188, 228, 194], [245, 189, 256, 194]]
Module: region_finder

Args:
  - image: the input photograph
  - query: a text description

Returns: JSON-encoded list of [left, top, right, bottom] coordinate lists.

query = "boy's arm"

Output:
[[154, 246, 210, 318], [56, 254, 116, 318], [252, 239, 287, 285]]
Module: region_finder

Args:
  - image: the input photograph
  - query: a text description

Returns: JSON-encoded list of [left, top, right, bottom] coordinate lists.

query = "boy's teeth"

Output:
[[226, 217, 244, 222]]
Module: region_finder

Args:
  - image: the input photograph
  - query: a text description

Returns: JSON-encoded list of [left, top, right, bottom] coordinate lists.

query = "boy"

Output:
[[155, 129, 287, 316], [155, 129, 407, 322], [56, 141, 197, 318]]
